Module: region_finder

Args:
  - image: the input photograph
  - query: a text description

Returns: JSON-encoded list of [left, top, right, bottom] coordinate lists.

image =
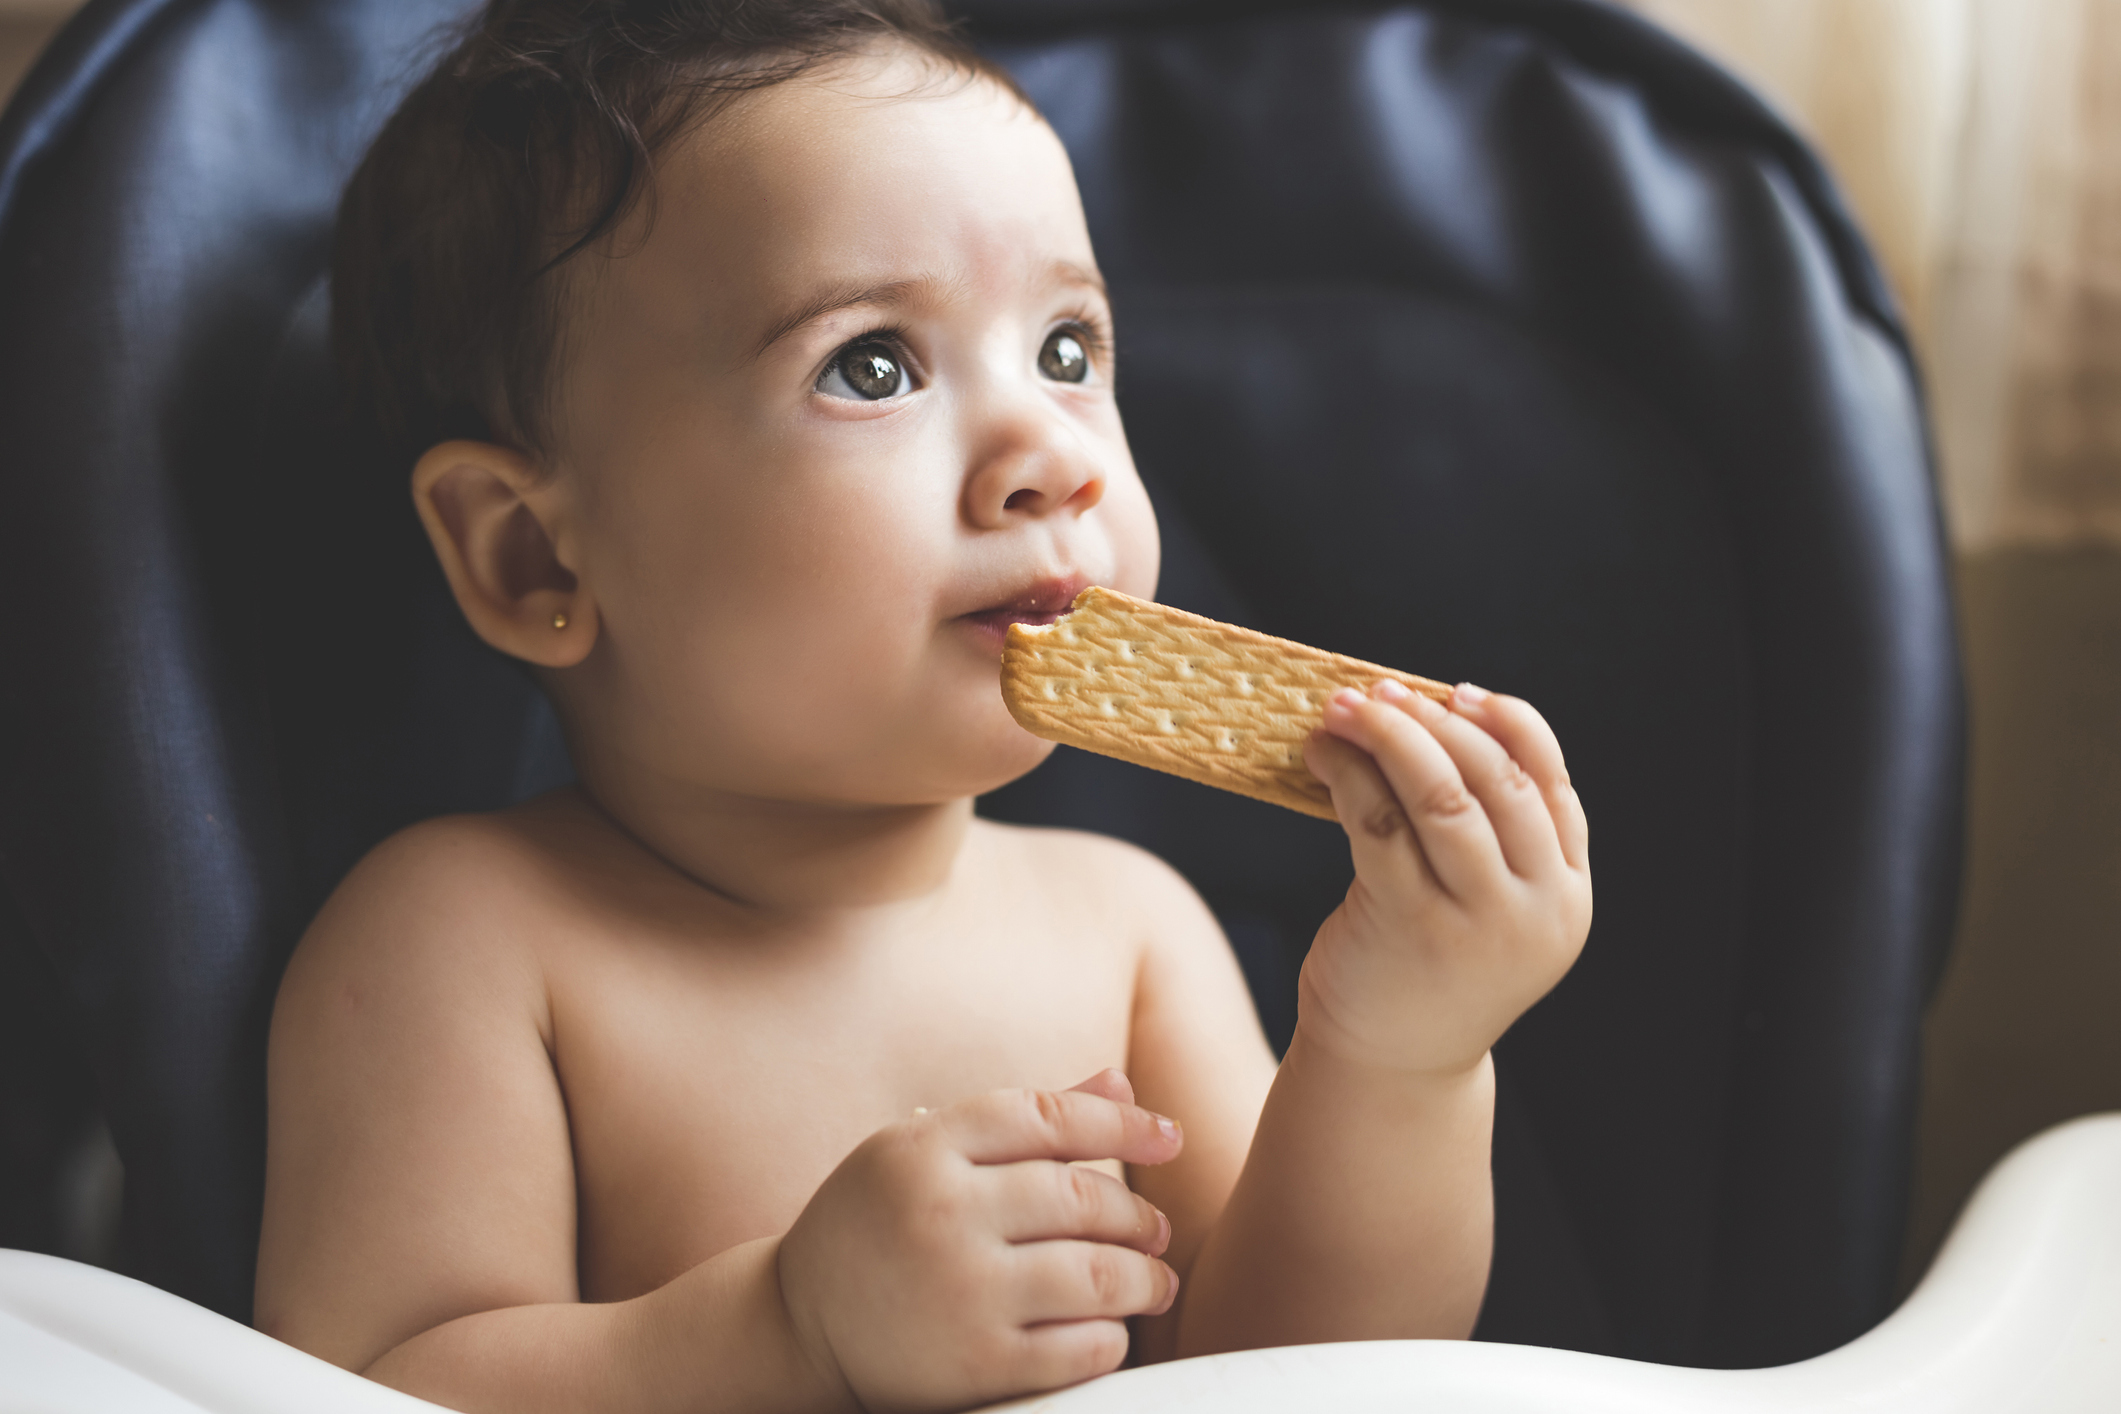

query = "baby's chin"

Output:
[[719, 692, 1055, 809], [891, 709, 1058, 806], [868, 657, 1063, 799], [962, 725, 1060, 799]]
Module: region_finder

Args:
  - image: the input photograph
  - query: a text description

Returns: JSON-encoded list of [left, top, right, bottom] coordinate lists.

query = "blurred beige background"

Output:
[[0, 0, 67, 96], [3, 0, 2116, 1316]]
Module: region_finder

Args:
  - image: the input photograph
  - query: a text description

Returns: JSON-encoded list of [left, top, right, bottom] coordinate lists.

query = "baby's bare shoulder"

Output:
[[259, 802, 587, 1359], [275, 797, 590, 1041]]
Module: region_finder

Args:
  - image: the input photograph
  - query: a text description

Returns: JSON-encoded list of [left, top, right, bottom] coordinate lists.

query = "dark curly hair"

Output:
[[333, 0, 1029, 466]]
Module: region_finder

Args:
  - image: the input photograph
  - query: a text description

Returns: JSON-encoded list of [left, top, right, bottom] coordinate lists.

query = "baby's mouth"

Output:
[[961, 573, 1091, 641]]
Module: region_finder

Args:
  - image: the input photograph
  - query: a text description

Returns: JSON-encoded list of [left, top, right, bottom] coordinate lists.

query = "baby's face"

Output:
[[546, 50, 1157, 806]]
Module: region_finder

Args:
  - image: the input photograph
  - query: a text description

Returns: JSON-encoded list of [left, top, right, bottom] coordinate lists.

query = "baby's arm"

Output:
[[257, 818, 1184, 1414], [257, 818, 828, 1413], [1106, 848, 1280, 1365], [1138, 683, 1590, 1355]]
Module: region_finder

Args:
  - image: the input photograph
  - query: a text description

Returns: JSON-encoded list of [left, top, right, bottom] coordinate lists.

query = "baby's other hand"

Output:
[[1299, 682, 1592, 1078], [777, 1071, 1182, 1413]]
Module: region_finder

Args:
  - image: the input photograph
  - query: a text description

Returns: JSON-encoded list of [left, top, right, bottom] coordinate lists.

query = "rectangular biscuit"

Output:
[[1000, 587, 1451, 820]]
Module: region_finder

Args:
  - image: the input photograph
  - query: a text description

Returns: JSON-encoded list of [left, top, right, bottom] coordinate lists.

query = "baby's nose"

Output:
[[964, 424, 1105, 526]]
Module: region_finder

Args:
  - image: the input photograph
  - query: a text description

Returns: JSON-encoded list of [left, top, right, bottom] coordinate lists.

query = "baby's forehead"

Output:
[[681, 50, 1055, 193], [617, 66, 1089, 304]]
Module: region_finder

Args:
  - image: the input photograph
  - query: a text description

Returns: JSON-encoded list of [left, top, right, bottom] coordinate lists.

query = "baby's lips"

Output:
[[968, 570, 1093, 624]]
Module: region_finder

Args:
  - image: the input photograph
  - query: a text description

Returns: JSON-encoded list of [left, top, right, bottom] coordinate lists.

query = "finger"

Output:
[[1066, 1069, 1134, 1106], [1449, 684, 1590, 871], [942, 1087, 1183, 1168], [1001, 1319, 1130, 1393], [985, 1159, 1171, 1253], [1302, 727, 1447, 898], [1317, 688, 1507, 898], [1381, 684, 1566, 881], [1009, 1239, 1179, 1323]]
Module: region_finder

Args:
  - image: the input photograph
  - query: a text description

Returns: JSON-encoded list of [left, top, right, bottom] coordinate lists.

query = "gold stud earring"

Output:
[[552, 611, 569, 630]]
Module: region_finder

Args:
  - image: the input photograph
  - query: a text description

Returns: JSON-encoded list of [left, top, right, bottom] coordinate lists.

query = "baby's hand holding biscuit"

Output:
[[776, 1072, 1181, 1412], [996, 598, 1574, 1351], [1002, 588, 1589, 1080], [1299, 681, 1592, 1078]]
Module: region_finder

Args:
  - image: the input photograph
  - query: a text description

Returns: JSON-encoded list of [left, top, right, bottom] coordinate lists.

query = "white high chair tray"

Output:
[[4, 1113, 2118, 1413]]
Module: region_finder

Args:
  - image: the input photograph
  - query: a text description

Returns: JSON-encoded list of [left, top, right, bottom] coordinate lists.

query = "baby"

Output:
[[253, 2, 1592, 1411]]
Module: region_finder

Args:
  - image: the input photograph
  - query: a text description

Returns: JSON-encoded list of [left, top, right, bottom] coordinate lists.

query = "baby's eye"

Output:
[[817, 340, 913, 401], [1039, 327, 1091, 383]]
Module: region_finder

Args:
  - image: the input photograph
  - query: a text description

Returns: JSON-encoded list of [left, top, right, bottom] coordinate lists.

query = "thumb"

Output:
[[1067, 1068, 1135, 1107]]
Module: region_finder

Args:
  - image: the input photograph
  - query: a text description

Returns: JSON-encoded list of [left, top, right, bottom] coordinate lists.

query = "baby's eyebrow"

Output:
[[1051, 260, 1107, 297], [745, 260, 1109, 362], [748, 278, 929, 360]]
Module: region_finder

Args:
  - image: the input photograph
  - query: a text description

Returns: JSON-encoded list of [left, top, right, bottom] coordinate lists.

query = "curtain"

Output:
[[1621, 0, 2121, 549]]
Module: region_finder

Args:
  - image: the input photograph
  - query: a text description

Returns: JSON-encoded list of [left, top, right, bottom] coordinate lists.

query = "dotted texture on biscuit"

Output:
[[1000, 588, 1449, 820]]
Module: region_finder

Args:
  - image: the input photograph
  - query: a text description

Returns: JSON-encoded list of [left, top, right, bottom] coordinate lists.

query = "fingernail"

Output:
[[1374, 679, 1412, 703], [1160, 1265, 1181, 1314], [1155, 1114, 1181, 1144], [1156, 1210, 1171, 1251], [1455, 682, 1490, 706], [1327, 687, 1365, 712]]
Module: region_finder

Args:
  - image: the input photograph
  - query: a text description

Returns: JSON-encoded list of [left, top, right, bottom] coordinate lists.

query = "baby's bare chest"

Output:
[[544, 910, 1138, 1301]]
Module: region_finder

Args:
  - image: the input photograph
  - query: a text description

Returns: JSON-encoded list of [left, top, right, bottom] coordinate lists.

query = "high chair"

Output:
[[5, 1116, 2117, 1408], [4, 0, 2058, 1406]]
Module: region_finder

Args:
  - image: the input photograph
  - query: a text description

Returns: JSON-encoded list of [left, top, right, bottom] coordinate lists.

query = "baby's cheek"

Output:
[[1099, 466, 1162, 603], [699, 604, 950, 775]]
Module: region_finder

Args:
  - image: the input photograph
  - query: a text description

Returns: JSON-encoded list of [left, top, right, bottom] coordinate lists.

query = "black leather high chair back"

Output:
[[0, 0, 1962, 1370]]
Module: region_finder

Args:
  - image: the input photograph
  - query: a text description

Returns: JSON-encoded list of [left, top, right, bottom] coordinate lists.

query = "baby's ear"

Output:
[[411, 439, 595, 668]]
